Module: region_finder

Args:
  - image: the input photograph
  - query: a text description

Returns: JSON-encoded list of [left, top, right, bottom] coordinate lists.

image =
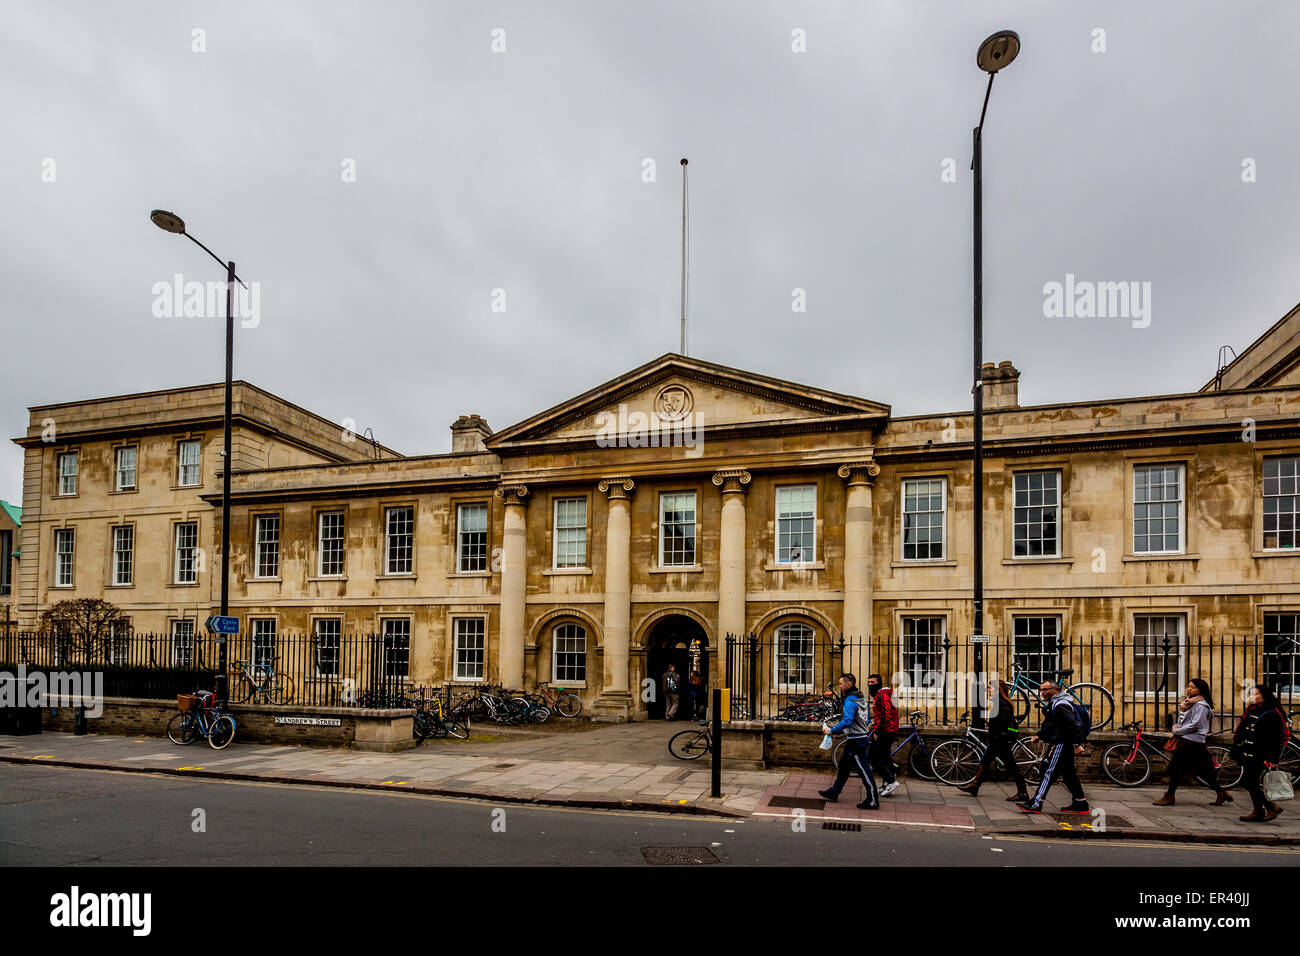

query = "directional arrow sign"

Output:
[[204, 615, 240, 636]]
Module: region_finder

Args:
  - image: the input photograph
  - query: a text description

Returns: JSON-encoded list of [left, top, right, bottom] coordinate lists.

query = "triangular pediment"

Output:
[[487, 354, 889, 449]]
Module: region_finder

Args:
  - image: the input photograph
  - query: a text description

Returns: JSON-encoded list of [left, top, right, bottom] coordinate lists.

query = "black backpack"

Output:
[[665, 673, 680, 693], [1066, 699, 1092, 742]]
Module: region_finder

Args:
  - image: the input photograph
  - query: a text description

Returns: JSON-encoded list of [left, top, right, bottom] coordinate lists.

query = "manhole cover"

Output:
[[822, 822, 861, 832], [768, 795, 826, 810], [641, 846, 721, 866]]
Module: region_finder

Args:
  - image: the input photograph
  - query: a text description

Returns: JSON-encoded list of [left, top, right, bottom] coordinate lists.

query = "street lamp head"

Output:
[[976, 30, 1020, 73], [150, 209, 186, 234]]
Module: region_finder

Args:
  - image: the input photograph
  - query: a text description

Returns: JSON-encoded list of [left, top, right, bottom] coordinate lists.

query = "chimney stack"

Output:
[[450, 414, 492, 453], [982, 361, 1020, 410]]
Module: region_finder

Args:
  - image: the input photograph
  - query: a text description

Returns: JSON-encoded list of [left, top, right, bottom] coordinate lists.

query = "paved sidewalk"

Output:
[[754, 769, 1300, 844], [0, 728, 778, 817]]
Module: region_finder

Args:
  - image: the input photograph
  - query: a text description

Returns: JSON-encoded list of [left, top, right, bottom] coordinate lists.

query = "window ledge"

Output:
[[1122, 553, 1199, 563], [106, 583, 135, 589], [891, 559, 957, 568], [1001, 556, 1074, 566], [448, 571, 492, 579], [543, 567, 594, 576], [170, 484, 204, 492], [1253, 549, 1300, 559], [249, 576, 282, 583], [649, 565, 704, 574], [109, 488, 138, 496], [307, 575, 348, 582], [167, 582, 201, 588], [765, 561, 825, 572], [377, 573, 418, 580]]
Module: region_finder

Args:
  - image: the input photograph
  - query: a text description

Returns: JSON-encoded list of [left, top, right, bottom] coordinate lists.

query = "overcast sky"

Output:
[[4, 0, 1299, 504]]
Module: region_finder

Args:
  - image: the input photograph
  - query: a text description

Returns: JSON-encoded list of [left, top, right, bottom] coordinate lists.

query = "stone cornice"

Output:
[[711, 468, 752, 494]]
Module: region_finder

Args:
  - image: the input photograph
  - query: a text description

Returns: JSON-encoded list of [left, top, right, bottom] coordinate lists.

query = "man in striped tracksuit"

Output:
[[818, 673, 880, 810], [1018, 680, 1090, 815]]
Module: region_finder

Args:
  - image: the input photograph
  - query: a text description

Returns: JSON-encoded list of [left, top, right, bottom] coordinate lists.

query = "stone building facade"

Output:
[[10, 310, 1300, 720]]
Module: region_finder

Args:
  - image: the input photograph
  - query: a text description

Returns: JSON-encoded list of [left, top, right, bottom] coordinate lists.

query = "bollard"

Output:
[[74, 704, 87, 735], [710, 687, 722, 798]]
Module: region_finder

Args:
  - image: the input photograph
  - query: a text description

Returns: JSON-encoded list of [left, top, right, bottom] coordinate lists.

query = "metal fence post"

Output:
[[711, 687, 722, 798]]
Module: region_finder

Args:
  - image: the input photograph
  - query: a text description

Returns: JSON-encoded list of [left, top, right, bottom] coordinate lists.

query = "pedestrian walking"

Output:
[[957, 677, 1029, 803], [865, 674, 901, 797], [1152, 678, 1233, 807], [662, 664, 681, 720], [1018, 680, 1089, 815], [1232, 683, 1288, 822], [818, 673, 879, 810], [687, 670, 706, 720]]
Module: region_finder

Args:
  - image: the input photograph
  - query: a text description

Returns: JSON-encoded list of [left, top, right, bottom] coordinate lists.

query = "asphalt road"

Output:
[[1, 763, 1295, 867]]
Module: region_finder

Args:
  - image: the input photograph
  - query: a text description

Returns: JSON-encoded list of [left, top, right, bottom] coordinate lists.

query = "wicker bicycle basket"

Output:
[[177, 693, 200, 712]]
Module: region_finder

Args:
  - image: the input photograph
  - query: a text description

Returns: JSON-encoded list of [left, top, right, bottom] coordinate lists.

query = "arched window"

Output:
[[553, 623, 587, 683], [774, 622, 815, 692]]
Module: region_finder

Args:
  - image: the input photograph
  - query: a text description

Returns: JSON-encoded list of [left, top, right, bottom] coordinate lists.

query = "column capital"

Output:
[[597, 476, 636, 500], [495, 483, 529, 506], [711, 468, 752, 494], [837, 460, 880, 486]]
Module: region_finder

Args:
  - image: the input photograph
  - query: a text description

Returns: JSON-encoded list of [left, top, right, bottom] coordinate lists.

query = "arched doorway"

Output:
[[644, 615, 709, 721]]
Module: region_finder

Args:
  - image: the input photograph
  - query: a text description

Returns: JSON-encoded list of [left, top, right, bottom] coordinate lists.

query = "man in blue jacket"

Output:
[[818, 673, 880, 810]]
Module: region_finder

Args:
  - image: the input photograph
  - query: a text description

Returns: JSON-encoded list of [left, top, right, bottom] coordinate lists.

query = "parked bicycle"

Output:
[[929, 711, 1048, 786], [1101, 721, 1242, 788], [167, 691, 237, 750], [230, 657, 294, 705], [1002, 658, 1114, 731], [410, 691, 469, 741], [669, 721, 712, 760], [830, 711, 937, 780], [526, 684, 582, 718]]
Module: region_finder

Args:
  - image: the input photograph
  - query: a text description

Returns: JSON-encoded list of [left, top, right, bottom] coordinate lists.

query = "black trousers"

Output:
[[1165, 740, 1220, 794], [1030, 742, 1085, 808], [830, 737, 878, 803], [1242, 757, 1277, 812], [979, 731, 1026, 787], [868, 731, 896, 784]]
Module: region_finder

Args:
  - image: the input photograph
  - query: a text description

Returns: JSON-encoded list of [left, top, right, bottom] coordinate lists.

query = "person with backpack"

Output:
[[1232, 683, 1288, 822], [662, 664, 681, 720], [957, 677, 1029, 803], [818, 673, 880, 810], [1018, 679, 1089, 815], [1153, 678, 1233, 807], [865, 674, 901, 796]]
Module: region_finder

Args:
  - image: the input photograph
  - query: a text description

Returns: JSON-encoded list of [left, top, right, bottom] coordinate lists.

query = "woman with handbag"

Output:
[[1153, 678, 1232, 807], [957, 678, 1030, 803], [1232, 683, 1287, 822]]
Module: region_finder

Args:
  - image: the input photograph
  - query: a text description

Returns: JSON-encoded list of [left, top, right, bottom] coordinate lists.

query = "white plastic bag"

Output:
[[1264, 769, 1294, 802], [819, 734, 833, 751]]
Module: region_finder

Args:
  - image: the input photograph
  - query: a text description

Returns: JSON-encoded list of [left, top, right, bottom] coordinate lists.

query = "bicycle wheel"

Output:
[[444, 720, 469, 740], [207, 715, 236, 750], [669, 729, 711, 760], [1101, 741, 1150, 786], [1011, 738, 1048, 784], [1208, 745, 1243, 789], [167, 713, 198, 745], [556, 693, 582, 718], [1067, 683, 1115, 731], [930, 740, 982, 785], [831, 738, 845, 771], [413, 712, 434, 740], [907, 740, 937, 780], [1278, 742, 1300, 786], [230, 677, 253, 704], [1010, 687, 1034, 727], [269, 673, 294, 705]]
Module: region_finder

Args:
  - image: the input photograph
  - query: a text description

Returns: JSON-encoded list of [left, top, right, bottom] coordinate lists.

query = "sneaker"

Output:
[[857, 799, 880, 810], [1062, 800, 1091, 814], [818, 789, 839, 803], [880, 781, 900, 797], [1017, 803, 1043, 814]]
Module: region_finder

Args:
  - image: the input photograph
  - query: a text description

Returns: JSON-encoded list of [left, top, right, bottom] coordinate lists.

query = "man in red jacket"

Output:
[[866, 674, 901, 796]]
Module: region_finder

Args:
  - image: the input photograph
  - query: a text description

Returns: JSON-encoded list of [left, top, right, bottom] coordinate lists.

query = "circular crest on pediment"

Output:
[[654, 384, 693, 422]]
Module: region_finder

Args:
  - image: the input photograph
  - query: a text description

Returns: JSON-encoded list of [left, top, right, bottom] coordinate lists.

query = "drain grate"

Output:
[[822, 822, 862, 832], [768, 795, 826, 810], [641, 846, 721, 866]]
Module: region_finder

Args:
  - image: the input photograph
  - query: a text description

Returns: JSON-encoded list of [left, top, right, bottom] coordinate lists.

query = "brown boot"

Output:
[[1007, 788, 1030, 802], [1239, 809, 1266, 822], [1263, 805, 1283, 822], [957, 767, 986, 796], [1152, 793, 1176, 806], [1211, 791, 1233, 806]]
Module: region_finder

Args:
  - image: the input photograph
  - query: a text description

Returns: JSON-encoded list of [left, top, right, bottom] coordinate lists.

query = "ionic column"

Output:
[[495, 483, 528, 690], [838, 461, 880, 647], [593, 476, 635, 721], [712, 469, 751, 664]]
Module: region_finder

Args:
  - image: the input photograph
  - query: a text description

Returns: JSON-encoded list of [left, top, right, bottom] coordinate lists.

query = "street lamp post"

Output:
[[150, 209, 243, 705], [970, 31, 1019, 727]]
